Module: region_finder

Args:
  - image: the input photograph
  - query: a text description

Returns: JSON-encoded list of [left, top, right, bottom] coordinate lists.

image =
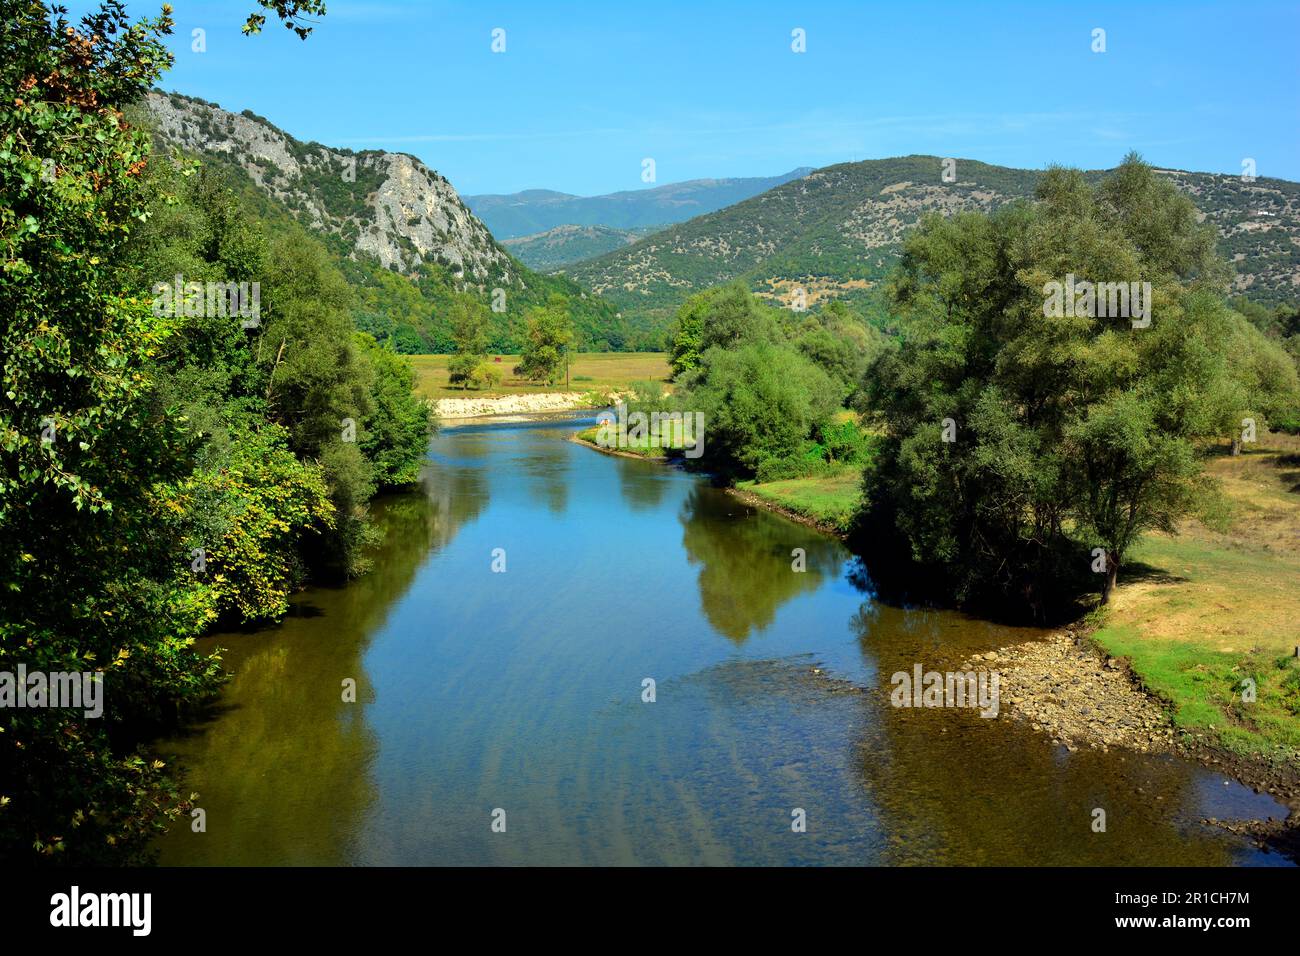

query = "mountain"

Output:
[[465, 168, 814, 239], [147, 91, 513, 280], [564, 155, 1300, 331], [502, 224, 662, 271], [142, 91, 642, 350]]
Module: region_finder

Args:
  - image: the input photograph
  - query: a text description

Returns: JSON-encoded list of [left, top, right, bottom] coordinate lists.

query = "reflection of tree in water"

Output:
[[617, 457, 671, 511], [419, 451, 491, 552], [845, 601, 1247, 866], [678, 485, 844, 643], [522, 453, 570, 514], [160, 476, 446, 865]]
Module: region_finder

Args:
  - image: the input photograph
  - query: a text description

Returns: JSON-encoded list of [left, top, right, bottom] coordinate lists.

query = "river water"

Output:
[[157, 414, 1291, 865]]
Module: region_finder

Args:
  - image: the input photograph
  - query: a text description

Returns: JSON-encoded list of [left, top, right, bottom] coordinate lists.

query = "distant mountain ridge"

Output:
[[502, 224, 662, 271], [563, 155, 1300, 330], [465, 168, 814, 239]]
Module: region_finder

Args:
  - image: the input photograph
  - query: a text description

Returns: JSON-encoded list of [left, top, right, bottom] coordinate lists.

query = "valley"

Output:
[[7, 0, 1300, 885]]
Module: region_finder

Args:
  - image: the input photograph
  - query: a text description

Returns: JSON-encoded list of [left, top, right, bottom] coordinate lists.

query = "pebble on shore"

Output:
[[958, 632, 1176, 754], [435, 392, 593, 420]]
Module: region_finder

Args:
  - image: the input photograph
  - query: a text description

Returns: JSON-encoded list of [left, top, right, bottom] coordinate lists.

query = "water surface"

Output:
[[158, 416, 1290, 865]]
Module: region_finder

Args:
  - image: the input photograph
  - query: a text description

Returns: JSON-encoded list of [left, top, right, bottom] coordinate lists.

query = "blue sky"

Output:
[[66, 0, 1300, 196]]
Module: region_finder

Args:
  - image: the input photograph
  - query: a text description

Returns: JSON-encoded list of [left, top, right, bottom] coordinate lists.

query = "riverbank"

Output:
[[953, 630, 1176, 755], [570, 422, 1300, 825], [733, 470, 861, 536], [437, 392, 598, 420], [572, 429, 860, 536], [1092, 432, 1300, 805]]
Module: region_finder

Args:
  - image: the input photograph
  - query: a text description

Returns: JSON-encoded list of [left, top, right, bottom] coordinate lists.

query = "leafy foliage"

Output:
[[0, 0, 221, 863], [514, 294, 574, 385], [858, 155, 1270, 616], [164, 422, 334, 623], [241, 0, 327, 40], [446, 295, 491, 388], [659, 287, 858, 480], [0, 0, 429, 863]]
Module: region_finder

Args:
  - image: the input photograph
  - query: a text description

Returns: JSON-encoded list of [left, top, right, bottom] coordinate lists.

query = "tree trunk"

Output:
[[1100, 555, 1119, 604], [1231, 436, 1242, 456]]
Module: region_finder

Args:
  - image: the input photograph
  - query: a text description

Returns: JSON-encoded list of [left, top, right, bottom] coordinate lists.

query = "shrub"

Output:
[[692, 342, 840, 480], [470, 362, 503, 390]]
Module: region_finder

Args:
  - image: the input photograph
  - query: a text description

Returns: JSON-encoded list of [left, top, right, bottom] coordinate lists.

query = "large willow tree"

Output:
[[860, 154, 1296, 616]]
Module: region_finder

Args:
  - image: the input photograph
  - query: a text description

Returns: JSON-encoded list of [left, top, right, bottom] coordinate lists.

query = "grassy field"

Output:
[[574, 424, 674, 459], [1096, 431, 1300, 757], [409, 352, 670, 400], [736, 467, 862, 533]]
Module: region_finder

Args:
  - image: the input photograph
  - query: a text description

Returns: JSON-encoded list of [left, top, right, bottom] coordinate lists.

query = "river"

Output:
[[156, 414, 1291, 865]]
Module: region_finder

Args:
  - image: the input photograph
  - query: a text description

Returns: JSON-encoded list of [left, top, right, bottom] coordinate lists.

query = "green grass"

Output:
[[409, 352, 669, 400], [1093, 432, 1300, 758], [1094, 621, 1300, 755], [737, 466, 862, 533], [574, 424, 674, 459]]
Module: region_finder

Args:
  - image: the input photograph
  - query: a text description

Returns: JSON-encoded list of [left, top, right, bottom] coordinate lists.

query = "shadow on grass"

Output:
[[1119, 559, 1191, 587], [1275, 453, 1300, 494]]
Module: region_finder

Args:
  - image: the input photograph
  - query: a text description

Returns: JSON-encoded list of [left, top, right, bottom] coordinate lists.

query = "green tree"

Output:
[[862, 156, 1242, 611], [795, 301, 885, 404], [514, 294, 573, 385], [256, 229, 378, 576], [1218, 311, 1300, 453], [357, 332, 434, 485], [692, 341, 840, 481], [0, 0, 224, 863], [446, 294, 491, 389], [668, 283, 781, 379], [165, 422, 335, 623]]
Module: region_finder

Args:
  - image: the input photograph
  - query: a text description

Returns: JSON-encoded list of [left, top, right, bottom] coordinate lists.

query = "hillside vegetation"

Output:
[[566, 154, 1300, 333], [144, 92, 644, 350]]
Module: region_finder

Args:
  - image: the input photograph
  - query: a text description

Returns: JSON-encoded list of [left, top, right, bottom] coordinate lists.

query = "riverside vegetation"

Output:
[[6, 0, 1300, 867], [576, 156, 1300, 781], [1, 2, 432, 862]]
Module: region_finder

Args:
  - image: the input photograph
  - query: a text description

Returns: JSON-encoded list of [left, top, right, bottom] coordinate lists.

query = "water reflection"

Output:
[[156, 470, 442, 865], [847, 602, 1277, 865], [423, 444, 491, 551], [616, 456, 671, 511], [155, 419, 1292, 866], [678, 485, 843, 642]]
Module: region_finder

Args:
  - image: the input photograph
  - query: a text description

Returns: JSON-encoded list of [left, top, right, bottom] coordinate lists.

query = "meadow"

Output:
[[1095, 431, 1300, 757], [409, 352, 670, 400]]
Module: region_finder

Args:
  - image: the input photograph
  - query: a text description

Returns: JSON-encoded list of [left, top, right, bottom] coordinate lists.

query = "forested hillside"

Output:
[[144, 92, 643, 351], [566, 155, 1300, 332]]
